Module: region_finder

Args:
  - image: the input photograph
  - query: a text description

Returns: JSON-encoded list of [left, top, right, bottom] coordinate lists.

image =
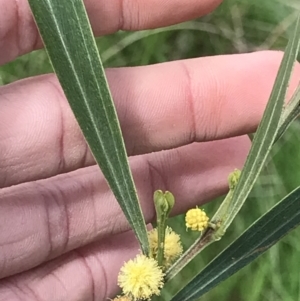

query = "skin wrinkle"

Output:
[[47, 79, 67, 173], [87, 180, 98, 242], [182, 58, 223, 142], [2, 283, 28, 301], [92, 254, 108, 301], [79, 142, 89, 170], [14, 0, 20, 57], [0, 252, 5, 278], [0, 92, 17, 187], [74, 250, 96, 301], [15, 180, 68, 266], [118, 0, 125, 31], [50, 183, 70, 257], [38, 182, 54, 261], [39, 176, 91, 259], [179, 61, 197, 144], [201, 65, 223, 141], [19, 283, 40, 301], [45, 184, 67, 257], [125, 0, 141, 31]]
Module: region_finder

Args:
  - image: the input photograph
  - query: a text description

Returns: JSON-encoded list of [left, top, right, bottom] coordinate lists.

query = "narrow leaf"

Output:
[[275, 84, 300, 143], [28, 0, 149, 253], [172, 186, 300, 301], [212, 14, 300, 233]]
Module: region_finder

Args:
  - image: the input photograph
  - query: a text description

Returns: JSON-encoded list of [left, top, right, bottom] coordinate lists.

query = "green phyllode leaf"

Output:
[[213, 14, 300, 235], [28, 0, 149, 254], [172, 185, 300, 301]]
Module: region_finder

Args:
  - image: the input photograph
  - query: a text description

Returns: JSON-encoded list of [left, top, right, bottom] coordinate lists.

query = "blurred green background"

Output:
[[1, 0, 300, 300]]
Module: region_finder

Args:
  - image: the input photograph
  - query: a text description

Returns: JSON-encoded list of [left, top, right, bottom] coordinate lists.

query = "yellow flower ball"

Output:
[[148, 227, 183, 268], [118, 254, 165, 300], [185, 207, 209, 231]]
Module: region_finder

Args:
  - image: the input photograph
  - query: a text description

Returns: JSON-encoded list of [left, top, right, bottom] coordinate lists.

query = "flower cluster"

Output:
[[148, 226, 183, 268], [118, 254, 165, 300], [185, 207, 209, 231], [117, 227, 183, 300]]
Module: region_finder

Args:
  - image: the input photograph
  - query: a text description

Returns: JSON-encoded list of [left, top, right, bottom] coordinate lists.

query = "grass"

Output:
[[0, 0, 300, 300]]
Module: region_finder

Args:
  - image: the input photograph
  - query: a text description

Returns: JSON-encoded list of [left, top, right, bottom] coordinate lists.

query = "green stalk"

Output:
[[153, 191, 175, 266]]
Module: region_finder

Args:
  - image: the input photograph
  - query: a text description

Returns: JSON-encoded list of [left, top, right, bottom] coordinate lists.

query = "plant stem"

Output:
[[153, 191, 175, 266]]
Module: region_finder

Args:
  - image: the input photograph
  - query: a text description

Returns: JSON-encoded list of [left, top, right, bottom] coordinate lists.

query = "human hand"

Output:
[[0, 0, 299, 300]]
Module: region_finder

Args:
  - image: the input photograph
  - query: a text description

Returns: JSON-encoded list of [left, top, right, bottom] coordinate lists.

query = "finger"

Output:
[[0, 136, 250, 279], [0, 230, 140, 301], [0, 51, 299, 187], [0, 0, 222, 64]]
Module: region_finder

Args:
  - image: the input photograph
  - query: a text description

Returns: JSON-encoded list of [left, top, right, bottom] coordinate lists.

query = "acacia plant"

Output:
[[28, 0, 300, 300]]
